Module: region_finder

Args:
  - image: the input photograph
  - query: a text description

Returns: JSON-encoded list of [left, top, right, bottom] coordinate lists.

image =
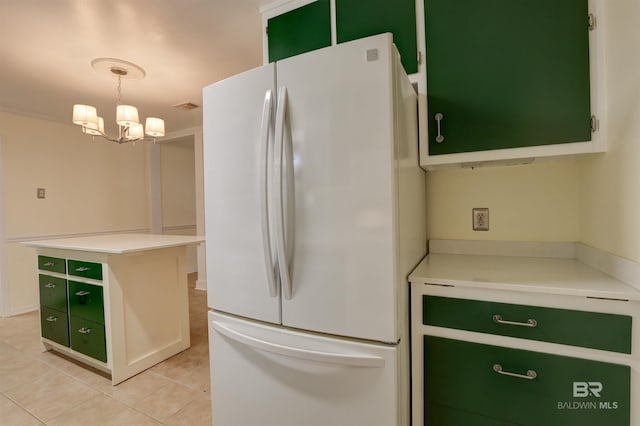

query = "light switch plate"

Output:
[[472, 208, 489, 231], [37, 188, 45, 199]]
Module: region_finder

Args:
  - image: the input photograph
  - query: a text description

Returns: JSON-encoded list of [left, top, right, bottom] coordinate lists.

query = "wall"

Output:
[[160, 139, 198, 273], [427, 160, 581, 242], [579, 0, 640, 263], [0, 111, 150, 315]]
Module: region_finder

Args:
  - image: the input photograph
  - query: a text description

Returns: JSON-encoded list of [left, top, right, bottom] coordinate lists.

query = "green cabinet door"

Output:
[[424, 0, 592, 155], [40, 306, 70, 347], [424, 336, 630, 426], [67, 259, 103, 281], [336, 0, 418, 74], [38, 255, 66, 274], [39, 274, 68, 312], [267, 0, 332, 63], [68, 281, 105, 324], [69, 316, 107, 362]]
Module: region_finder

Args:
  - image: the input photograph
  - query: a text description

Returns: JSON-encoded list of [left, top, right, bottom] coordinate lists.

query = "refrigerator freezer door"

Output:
[[276, 34, 398, 342], [209, 311, 398, 426], [203, 64, 281, 324]]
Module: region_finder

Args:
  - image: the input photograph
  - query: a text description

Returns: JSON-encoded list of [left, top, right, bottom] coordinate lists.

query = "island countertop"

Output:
[[23, 233, 204, 254]]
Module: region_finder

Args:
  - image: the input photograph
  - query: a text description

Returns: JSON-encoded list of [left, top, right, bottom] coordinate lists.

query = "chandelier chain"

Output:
[[116, 75, 122, 106]]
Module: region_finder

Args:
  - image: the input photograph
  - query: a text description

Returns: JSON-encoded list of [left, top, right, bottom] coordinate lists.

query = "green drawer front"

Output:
[[67, 259, 102, 280], [38, 255, 66, 274], [38, 274, 67, 312], [423, 296, 632, 354], [40, 306, 69, 347], [424, 336, 630, 426], [68, 281, 104, 324], [69, 316, 107, 362]]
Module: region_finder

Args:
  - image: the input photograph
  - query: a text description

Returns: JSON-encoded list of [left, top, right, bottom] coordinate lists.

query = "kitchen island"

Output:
[[23, 233, 204, 384]]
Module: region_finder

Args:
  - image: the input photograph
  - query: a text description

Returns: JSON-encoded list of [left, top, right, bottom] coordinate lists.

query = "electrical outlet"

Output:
[[472, 208, 489, 231], [37, 188, 46, 199]]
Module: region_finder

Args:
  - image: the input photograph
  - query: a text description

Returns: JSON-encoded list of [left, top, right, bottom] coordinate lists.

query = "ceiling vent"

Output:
[[173, 102, 199, 111]]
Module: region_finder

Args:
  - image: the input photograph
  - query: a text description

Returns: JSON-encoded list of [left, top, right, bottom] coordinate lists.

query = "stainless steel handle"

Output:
[[493, 314, 537, 328], [78, 327, 92, 334], [75, 267, 90, 272], [435, 113, 444, 143], [493, 364, 537, 380], [259, 89, 278, 298], [44, 283, 56, 288], [75, 291, 90, 297], [45, 316, 58, 322], [44, 262, 55, 267], [274, 86, 293, 301]]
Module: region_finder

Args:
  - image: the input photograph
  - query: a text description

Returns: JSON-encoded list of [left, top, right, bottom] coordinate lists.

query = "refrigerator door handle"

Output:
[[274, 86, 293, 300], [212, 320, 386, 368], [260, 89, 278, 297]]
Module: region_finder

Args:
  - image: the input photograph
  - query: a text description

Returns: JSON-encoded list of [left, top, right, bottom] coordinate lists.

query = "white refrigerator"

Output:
[[203, 33, 426, 426]]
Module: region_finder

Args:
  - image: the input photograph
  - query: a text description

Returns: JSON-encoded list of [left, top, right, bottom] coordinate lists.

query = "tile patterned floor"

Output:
[[0, 274, 211, 425]]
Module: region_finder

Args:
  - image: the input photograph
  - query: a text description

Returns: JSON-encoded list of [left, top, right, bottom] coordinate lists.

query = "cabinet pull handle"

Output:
[[44, 262, 55, 267], [75, 267, 90, 272], [493, 364, 537, 380], [45, 316, 58, 322], [75, 290, 90, 297], [435, 113, 444, 143], [493, 314, 537, 328], [44, 283, 56, 288], [78, 327, 92, 334]]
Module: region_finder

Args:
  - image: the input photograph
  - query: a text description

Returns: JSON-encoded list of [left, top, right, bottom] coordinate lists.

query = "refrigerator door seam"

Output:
[[212, 320, 386, 368], [259, 89, 278, 298]]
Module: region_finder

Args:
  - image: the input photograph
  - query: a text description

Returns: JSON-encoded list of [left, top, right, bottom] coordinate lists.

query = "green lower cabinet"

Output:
[[68, 281, 104, 324], [40, 306, 69, 347], [69, 316, 107, 362], [39, 274, 68, 313], [424, 336, 630, 426]]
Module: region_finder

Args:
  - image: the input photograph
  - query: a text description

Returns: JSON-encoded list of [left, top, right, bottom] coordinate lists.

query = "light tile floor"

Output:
[[0, 274, 211, 425]]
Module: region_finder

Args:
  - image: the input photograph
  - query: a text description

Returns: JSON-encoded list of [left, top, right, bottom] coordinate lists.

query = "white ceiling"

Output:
[[0, 0, 266, 136]]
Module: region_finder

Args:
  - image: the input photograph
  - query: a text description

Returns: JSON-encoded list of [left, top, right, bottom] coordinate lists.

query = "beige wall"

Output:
[[160, 140, 198, 273], [427, 160, 581, 242], [160, 141, 196, 230], [0, 111, 151, 315], [579, 0, 640, 263]]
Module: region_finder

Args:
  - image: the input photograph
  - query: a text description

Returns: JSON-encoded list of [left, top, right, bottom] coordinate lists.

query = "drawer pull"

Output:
[[44, 283, 57, 288], [45, 316, 59, 322], [435, 113, 445, 143], [75, 290, 91, 297], [75, 267, 91, 272], [44, 262, 56, 267], [493, 364, 537, 380], [78, 327, 92, 334], [493, 314, 537, 328]]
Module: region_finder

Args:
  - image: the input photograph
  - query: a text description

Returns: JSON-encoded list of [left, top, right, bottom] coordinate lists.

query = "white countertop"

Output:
[[23, 233, 204, 254], [410, 253, 640, 301]]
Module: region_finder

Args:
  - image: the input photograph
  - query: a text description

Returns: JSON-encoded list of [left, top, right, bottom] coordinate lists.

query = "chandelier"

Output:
[[72, 58, 165, 143]]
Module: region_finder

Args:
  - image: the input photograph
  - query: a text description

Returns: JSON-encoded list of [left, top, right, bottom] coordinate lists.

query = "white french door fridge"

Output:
[[203, 34, 426, 426]]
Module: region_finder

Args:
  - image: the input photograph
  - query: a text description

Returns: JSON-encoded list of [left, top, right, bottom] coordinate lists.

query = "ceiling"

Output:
[[0, 0, 266, 137]]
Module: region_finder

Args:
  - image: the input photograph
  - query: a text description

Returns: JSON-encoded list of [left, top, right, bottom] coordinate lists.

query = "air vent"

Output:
[[173, 102, 199, 111]]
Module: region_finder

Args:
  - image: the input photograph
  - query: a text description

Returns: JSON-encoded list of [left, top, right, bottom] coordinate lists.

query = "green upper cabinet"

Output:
[[424, 0, 593, 156], [267, 0, 332, 63], [335, 0, 418, 74]]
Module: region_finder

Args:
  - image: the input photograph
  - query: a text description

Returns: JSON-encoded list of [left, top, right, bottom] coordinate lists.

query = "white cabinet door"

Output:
[[276, 34, 398, 342], [209, 312, 398, 426], [203, 64, 281, 324]]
